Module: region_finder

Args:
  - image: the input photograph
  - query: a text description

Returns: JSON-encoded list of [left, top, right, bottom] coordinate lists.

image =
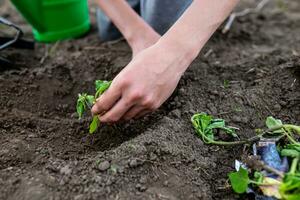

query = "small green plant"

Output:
[[279, 157, 300, 200], [191, 114, 300, 146], [191, 114, 300, 198], [228, 168, 265, 194], [228, 167, 250, 194], [191, 112, 242, 145], [226, 117, 300, 199], [76, 80, 111, 134], [223, 79, 230, 88], [267, 117, 300, 143]]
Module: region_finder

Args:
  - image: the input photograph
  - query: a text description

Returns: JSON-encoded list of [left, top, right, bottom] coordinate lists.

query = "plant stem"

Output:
[[284, 132, 299, 145], [195, 125, 283, 146], [244, 157, 285, 178], [249, 180, 281, 186], [284, 124, 300, 135], [289, 157, 299, 174], [263, 164, 284, 178]]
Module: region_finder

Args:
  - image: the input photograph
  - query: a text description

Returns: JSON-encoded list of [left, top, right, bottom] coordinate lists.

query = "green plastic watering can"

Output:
[[10, 0, 90, 42]]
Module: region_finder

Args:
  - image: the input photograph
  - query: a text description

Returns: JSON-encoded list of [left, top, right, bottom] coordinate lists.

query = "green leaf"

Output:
[[191, 113, 214, 143], [280, 173, 300, 200], [223, 79, 230, 88], [266, 116, 284, 133], [208, 119, 238, 137], [191, 113, 238, 144], [89, 116, 100, 134], [284, 124, 300, 135], [221, 127, 238, 137], [76, 101, 84, 119], [254, 171, 264, 184], [77, 80, 112, 134], [76, 94, 86, 119], [86, 95, 95, 107], [281, 144, 300, 158], [228, 167, 249, 194], [207, 119, 225, 129], [199, 113, 212, 132], [281, 149, 300, 158], [95, 80, 111, 98]]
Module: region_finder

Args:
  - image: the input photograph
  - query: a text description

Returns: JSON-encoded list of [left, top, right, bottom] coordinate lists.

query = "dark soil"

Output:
[[0, 0, 299, 199]]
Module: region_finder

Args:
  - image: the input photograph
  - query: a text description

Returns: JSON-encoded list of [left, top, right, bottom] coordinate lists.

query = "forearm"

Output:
[[95, 0, 155, 43], [158, 0, 239, 73]]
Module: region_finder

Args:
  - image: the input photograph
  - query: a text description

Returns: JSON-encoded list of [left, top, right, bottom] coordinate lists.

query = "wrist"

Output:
[[125, 24, 159, 49], [156, 35, 200, 74]]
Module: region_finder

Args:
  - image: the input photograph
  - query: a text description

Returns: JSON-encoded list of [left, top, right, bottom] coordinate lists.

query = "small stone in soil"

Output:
[[139, 176, 147, 184], [163, 180, 169, 187], [98, 160, 110, 171], [274, 104, 281, 112], [60, 165, 72, 175], [129, 158, 139, 168]]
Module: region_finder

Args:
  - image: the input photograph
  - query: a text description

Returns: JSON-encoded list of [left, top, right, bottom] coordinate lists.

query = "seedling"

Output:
[[279, 158, 300, 200], [191, 113, 241, 145], [223, 79, 230, 88], [191, 114, 300, 146], [228, 167, 250, 194], [226, 117, 300, 199], [76, 80, 111, 134], [228, 168, 266, 194], [191, 113, 300, 198]]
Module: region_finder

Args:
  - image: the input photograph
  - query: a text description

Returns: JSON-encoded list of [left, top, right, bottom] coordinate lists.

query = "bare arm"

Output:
[[95, 0, 160, 56], [159, 0, 239, 74], [92, 0, 239, 122]]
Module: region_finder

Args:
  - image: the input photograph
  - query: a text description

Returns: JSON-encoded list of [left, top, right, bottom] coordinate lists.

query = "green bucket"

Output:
[[10, 0, 90, 42]]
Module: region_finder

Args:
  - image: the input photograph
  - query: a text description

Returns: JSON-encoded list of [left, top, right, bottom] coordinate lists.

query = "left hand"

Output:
[[91, 42, 192, 122]]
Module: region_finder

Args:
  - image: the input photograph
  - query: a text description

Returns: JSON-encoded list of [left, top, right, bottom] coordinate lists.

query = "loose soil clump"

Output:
[[0, 1, 299, 199]]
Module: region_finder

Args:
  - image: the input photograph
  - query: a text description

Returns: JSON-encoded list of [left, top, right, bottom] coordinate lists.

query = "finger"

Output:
[[134, 109, 151, 119], [122, 105, 145, 121], [91, 84, 121, 115], [99, 98, 134, 123]]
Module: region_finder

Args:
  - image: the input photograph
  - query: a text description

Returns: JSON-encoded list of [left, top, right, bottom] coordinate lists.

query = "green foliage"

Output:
[[281, 144, 300, 158], [280, 158, 300, 200], [89, 116, 100, 134], [223, 79, 230, 88], [191, 113, 238, 145], [228, 167, 249, 194], [76, 94, 86, 119], [225, 116, 300, 198], [76, 94, 96, 119], [284, 125, 300, 135], [280, 173, 300, 200], [253, 171, 264, 183], [95, 80, 111, 98], [76, 80, 111, 134], [266, 116, 284, 133], [109, 164, 118, 174]]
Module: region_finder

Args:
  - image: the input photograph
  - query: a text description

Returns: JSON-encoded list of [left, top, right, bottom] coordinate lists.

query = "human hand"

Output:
[[91, 41, 193, 122], [128, 29, 160, 57]]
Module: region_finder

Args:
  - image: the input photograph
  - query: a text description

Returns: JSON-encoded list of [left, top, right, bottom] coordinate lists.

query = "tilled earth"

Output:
[[0, 0, 299, 199]]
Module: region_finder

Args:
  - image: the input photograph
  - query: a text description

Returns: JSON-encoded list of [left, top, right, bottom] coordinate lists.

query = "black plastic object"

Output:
[[0, 17, 24, 50], [0, 17, 34, 68], [0, 37, 34, 50]]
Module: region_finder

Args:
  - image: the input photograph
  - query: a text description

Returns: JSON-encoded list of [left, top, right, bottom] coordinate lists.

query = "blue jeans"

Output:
[[96, 0, 193, 41]]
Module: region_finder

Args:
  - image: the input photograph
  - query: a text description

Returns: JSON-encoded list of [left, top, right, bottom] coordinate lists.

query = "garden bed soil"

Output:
[[0, 0, 299, 199]]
